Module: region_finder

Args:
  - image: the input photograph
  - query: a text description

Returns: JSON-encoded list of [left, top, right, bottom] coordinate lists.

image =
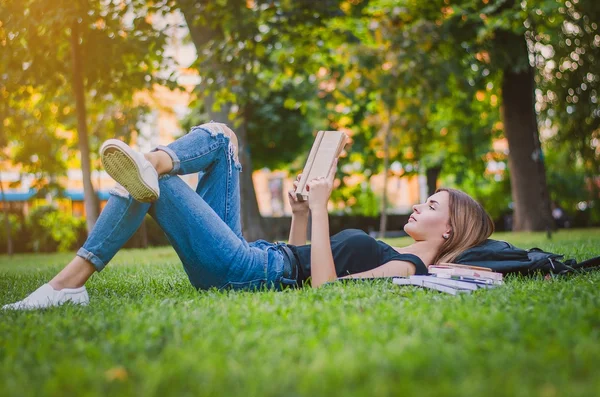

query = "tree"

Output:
[[0, 85, 70, 255], [0, 128, 12, 256], [175, 0, 355, 240], [322, 2, 495, 234], [367, 0, 556, 231], [1, 0, 172, 232], [535, 0, 600, 221]]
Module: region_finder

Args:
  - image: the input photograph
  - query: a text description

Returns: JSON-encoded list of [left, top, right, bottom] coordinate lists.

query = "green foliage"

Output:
[[544, 143, 598, 222], [334, 182, 382, 217], [535, 0, 600, 196], [0, 213, 24, 254], [245, 84, 322, 170], [1, 0, 173, 94], [1, 0, 598, 224], [0, 0, 174, 193], [443, 167, 512, 221], [27, 206, 86, 253], [181, 82, 320, 171], [315, 0, 505, 213], [0, 213, 20, 241], [1, 230, 600, 396], [27, 206, 61, 253], [176, 0, 358, 175], [1, 207, 170, 254], [38, 210, 87, 253]]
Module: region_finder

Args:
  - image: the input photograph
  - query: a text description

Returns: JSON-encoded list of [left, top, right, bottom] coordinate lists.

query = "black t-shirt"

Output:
[[287, 228, 429, 283]]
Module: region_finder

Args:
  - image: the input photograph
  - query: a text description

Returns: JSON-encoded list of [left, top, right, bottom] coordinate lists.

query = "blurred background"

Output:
[[0, 0, 598, 254]]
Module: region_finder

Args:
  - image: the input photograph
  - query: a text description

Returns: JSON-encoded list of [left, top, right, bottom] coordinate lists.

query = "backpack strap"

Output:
[[573, 256, 600, 271]]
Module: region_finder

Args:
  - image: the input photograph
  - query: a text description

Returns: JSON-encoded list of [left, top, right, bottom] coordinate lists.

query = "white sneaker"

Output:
[[2, 283, 89, 310], [100, 139, 160, 202]]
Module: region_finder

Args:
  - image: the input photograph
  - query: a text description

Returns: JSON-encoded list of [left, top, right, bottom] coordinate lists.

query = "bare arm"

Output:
[[305, 158, 339, 288], [310, 208, 337, 288], [288, 212, 309, 246], [287, 174, 310, 246], [338, 260, 417, 279]]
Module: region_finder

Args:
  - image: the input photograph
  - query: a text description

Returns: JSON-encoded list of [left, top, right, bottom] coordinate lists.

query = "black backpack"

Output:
[[453, 239, 600, 276]]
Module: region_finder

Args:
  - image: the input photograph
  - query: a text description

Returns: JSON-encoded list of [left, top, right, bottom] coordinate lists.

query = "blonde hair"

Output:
[[433, 188, 494, 264]]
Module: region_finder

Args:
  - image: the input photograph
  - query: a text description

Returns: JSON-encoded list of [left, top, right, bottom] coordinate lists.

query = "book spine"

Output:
[[410, 276, 479, 291], [336, 134, 348, 157], [421, 281, 471, 295], [393, 277, 474, 294], [429, 267, 503, 281], [436, 273, 503, 286]]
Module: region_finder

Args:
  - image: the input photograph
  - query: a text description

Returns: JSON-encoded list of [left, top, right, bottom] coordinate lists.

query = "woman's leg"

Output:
[[1, 187, 151, 310], [149, 122, 244, 240], [68, 130, 285, 291], [48, 185, 152, 291], [147, 175, 285, 290], [2, 123, 289, 310], [48, 122, 243, 290], [145, 123, 291, 289]]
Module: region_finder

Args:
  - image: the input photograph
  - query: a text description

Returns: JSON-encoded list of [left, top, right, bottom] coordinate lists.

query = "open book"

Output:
[[294, 130, 349, 201]]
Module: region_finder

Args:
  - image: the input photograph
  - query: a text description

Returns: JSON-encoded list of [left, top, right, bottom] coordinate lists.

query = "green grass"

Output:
[[1, 229, 599, 397]]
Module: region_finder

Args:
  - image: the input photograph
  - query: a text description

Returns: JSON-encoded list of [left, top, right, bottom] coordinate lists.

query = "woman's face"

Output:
[[403, 191, 451, 242]]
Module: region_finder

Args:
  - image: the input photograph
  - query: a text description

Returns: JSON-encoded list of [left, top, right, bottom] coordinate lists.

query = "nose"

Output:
[[412, 203, 420, 213]]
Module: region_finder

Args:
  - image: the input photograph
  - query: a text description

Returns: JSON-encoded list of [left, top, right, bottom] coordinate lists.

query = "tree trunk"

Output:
[[140, 218, 148, 249], [179, 6, 267, 241], [501, 63, 553, 231], [378, 111, 391, 239], [0, 173, 14, 256], [71, 19, 98, 233], [237, 115, 268, 241], [426, 164, 442, 197]]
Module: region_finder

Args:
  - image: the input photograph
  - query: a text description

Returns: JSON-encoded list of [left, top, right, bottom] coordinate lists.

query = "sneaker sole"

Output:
[[100, 142, 159, 203]]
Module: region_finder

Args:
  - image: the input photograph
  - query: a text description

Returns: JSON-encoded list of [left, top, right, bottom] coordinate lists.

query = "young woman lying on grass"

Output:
[[2, 122, 494, 310]]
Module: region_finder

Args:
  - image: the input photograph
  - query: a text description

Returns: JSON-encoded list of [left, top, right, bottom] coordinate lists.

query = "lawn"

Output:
[[1, 229, 599, 397]]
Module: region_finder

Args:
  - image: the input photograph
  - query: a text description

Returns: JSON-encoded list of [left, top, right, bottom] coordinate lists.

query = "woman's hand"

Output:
[[288, 174, 310, 215], [307, 159, 338, 212]]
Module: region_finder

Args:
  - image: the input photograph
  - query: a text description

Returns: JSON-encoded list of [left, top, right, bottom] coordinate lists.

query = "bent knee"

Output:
[[202, 122, 239, 163], [221, 125, 239, 163]]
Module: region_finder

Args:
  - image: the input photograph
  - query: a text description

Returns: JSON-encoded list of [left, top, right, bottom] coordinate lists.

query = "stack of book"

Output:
[[393, 264, 504, 295]]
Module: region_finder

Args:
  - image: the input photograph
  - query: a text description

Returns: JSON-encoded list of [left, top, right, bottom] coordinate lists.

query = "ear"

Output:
[[443, 226, 452, 239]]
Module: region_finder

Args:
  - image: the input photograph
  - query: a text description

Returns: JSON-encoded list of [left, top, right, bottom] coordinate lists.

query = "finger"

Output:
[[307, 179, 320, 189]]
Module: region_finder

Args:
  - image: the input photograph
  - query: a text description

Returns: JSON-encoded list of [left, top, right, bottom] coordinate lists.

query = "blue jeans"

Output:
[[76, 123, 297, 291]]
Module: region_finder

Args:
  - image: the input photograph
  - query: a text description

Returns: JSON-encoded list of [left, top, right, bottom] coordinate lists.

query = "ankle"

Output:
[[143, 153, 160, 172], [48, 279, 83, 290], [150, 151, 174, 175], [48, 280, 63, 290], [49, 257, 95, 290]]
